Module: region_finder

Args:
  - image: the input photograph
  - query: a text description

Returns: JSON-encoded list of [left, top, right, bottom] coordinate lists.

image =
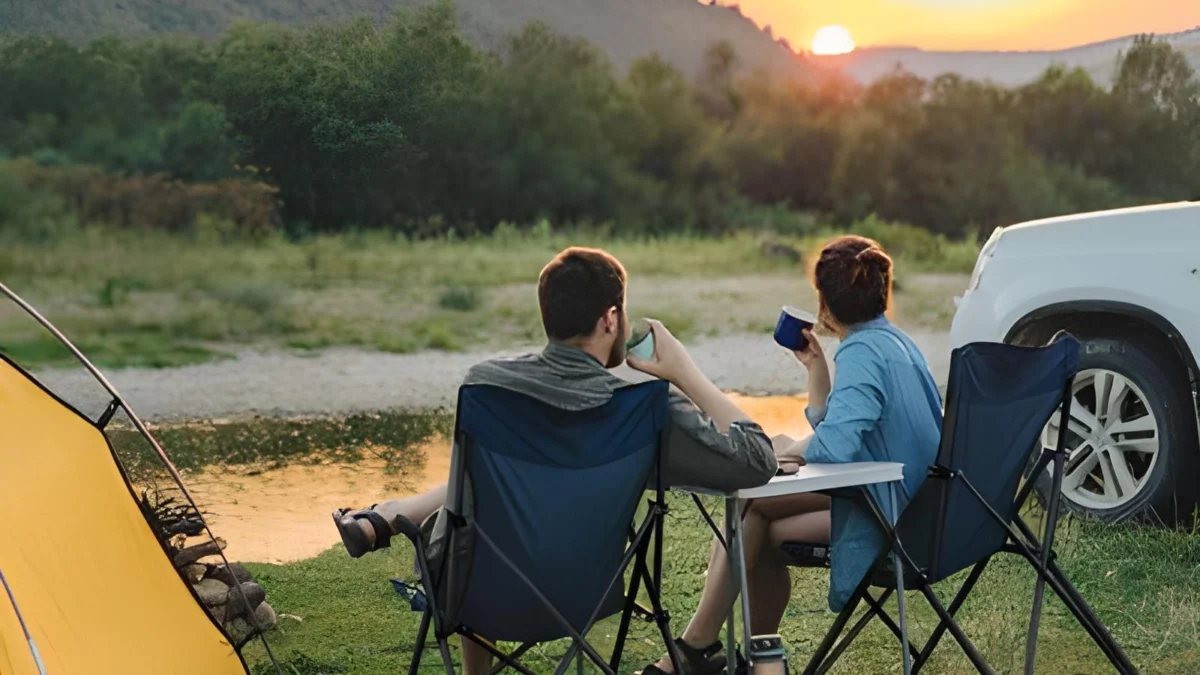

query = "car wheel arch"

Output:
[[1004, 300, 1200, 391]]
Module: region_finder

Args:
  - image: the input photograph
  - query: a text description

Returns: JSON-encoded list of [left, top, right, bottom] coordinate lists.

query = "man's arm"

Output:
[[627, 319, 777, 491], [661, 393, 778, 492]]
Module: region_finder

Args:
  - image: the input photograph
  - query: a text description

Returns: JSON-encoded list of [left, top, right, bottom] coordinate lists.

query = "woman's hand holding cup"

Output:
[[792, 328, 826, 370]]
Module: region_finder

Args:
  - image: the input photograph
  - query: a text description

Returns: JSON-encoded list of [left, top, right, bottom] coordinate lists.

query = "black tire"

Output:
[[1032, 333, 1200, 525]]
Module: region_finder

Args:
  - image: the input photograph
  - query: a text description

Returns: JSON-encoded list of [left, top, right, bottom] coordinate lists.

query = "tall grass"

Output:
[[0, 221, 979, 369]]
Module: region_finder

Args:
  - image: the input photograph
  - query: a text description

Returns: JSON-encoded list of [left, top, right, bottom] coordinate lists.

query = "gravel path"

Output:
[[36, 330, 952, 421]]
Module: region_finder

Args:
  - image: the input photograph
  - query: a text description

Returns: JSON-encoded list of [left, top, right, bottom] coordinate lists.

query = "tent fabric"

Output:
[[444, 381, 669, 642], [896, 338, 1080, 584], [0, 357, 247, 674]]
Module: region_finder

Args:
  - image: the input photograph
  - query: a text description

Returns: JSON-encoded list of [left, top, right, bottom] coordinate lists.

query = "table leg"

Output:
[[890, 484, 912, 675], [724, 498, 737, 675], [731, 498, 754, 666]]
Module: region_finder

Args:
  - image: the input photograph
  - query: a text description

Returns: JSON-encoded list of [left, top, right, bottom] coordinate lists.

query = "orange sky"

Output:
[[727, 0, 1198, 52]]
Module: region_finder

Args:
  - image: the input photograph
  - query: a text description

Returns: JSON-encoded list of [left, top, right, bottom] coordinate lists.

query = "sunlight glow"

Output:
[[812, 25, 856, 55]]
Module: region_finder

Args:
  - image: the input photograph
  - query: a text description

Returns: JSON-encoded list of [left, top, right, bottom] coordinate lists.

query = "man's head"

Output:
[[538, 247, 629, 368]]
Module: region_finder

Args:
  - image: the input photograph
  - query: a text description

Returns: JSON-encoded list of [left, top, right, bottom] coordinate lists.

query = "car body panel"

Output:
[[951, 202, 1200, 377]]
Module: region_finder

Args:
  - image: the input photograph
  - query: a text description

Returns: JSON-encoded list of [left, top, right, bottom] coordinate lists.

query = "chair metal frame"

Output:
[[802, 361, 1138, 675], [398, 385, 684, 675]]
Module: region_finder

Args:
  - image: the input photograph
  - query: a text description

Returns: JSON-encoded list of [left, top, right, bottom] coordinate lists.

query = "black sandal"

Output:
[[638, 638, 727, 675], [331, 506, 393, 558]]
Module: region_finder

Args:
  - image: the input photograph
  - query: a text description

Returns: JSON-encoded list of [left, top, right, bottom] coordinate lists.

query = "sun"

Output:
[[811, 25, 856, 56]]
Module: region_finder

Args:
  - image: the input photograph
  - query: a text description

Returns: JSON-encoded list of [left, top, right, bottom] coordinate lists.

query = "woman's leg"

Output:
[[652, 494, 829, 672], [746, 505, 833, 636], [747, 548, 791, 635]]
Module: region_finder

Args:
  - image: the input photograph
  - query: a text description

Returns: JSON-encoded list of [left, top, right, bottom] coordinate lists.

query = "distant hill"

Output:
[[822, 28, 1200, 87], [0, 0, 808, 81]]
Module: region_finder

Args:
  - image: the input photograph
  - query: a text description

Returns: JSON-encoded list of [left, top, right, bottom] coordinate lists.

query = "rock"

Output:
[[761, 241, 802, 264], [253, 602, 277, 631], [226, 617, 254, 642], [194, 578, 230, 607], [209, 563, 253, 587], [225, 582, 266, 619], [184, 564, 208, 583], [208, 604, 226, 625]]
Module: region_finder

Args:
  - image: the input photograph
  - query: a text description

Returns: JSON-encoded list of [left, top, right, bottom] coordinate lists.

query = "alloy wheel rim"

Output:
[[1042, 369, 1161, 510]]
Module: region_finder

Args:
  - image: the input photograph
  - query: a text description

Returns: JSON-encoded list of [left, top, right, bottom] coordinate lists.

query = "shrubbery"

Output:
[[1, 3, 1197, 241]]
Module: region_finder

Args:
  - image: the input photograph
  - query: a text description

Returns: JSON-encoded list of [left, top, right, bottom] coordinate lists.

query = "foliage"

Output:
[[1, 11, 1198, 240], [1, 158, 280, 235]]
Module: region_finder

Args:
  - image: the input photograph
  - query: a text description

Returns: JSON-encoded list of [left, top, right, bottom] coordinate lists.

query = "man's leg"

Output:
[[336, 484, 448, 554], [373, 484, 448, 527], [461, 636, 494, 675]]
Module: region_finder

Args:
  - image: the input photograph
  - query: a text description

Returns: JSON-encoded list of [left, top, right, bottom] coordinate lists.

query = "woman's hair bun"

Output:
[[854, 246, 892, 270]]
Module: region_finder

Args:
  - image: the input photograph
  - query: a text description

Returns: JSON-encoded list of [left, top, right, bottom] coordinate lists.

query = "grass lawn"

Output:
[[0, 226, 977, 370], [240, 497, 1200, 674]]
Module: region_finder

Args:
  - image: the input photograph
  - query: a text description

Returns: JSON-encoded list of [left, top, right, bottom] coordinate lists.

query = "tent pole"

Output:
[[1, 568, 48, 675], [0, 282, 286, 675]]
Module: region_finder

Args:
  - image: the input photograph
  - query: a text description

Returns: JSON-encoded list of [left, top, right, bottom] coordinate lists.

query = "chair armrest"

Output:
[[390, 513, 423, 544]]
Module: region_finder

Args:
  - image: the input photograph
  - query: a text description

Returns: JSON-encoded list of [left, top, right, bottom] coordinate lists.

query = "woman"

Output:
[[640, 235, 942, 675]]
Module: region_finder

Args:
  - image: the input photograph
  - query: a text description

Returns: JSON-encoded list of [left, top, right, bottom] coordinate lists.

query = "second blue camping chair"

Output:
[[800, 337, 1136, 675]]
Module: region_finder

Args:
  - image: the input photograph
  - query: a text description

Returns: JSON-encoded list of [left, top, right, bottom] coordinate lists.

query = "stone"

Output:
[[253, 602, 277, 631], [184, 564, 208, 583], [225, 582, 266, 619], [226, 617, 253, 642], [209, 563, 253, 587], [760, 241, 802, 264], [208, 604, 227, 625], [194, 578, 230, 607]]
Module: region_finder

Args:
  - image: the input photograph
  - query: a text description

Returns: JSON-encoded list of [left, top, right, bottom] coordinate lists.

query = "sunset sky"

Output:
[[727, 0, 1198, 52]]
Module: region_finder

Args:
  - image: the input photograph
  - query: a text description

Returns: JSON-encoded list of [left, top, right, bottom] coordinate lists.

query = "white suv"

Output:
[[951, 201, 1200, 524]]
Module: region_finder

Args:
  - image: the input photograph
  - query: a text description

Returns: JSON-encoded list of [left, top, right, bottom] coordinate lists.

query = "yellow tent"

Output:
[[0, 284, 277, 674]]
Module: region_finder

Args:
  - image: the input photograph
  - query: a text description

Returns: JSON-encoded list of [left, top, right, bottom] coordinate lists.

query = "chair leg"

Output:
[[814, 598, 878, 675], [485, 643, 536, 675], [917, 585, 994, 674], [609, 544, 647, 672], [862, 590, 920, 663], [914, 559, 989, 673], [410, 608, 432, 675], [437, 636, 457, 675], [1034, 557, 1137, 674], [467, 634, 541, 675], [802, 590, 865, 675]]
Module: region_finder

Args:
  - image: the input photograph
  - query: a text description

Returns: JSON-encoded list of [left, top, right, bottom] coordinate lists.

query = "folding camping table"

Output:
[[683, 461, 911, 675]]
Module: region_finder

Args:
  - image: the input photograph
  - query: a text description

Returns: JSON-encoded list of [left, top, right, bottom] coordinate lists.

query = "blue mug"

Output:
[[774, 306, 816, 351]]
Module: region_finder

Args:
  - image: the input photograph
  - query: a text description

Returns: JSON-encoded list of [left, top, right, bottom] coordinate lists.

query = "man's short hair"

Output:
[[538, 247, 627, 341]]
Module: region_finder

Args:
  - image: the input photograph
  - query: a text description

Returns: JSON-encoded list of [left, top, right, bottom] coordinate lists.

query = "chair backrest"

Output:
[[897, 338, 1079, 584], [448, 380, 669, 642]]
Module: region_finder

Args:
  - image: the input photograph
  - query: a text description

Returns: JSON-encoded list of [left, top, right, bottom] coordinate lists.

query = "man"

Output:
[[333, 246, 777, 674]]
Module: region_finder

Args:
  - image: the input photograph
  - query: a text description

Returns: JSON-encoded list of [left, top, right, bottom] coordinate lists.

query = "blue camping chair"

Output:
[[801, 337, 1137, 675], [392, 381, 683, 675]]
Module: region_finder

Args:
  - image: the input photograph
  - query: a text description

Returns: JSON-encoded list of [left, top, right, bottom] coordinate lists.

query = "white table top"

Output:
[[680, 461, 904, 499]]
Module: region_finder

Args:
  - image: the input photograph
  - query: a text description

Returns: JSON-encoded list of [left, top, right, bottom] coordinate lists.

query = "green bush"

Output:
[[437, 286, 482, 312]]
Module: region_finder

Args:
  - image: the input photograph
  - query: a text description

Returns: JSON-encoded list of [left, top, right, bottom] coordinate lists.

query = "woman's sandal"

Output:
[[331, 506, 393, 558], [637, 638, 728, 675]]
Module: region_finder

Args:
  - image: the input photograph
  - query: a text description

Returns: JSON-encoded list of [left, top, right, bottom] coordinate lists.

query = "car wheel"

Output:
[[1035, 335, 1199, 524]]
